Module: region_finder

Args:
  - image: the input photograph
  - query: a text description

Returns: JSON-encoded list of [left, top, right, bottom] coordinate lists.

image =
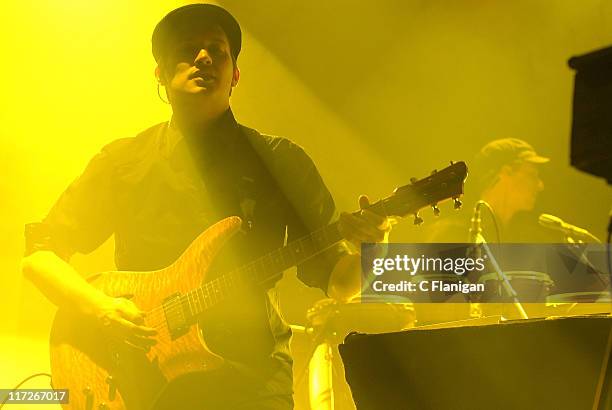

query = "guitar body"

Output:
[[49, 217, 243, 410]]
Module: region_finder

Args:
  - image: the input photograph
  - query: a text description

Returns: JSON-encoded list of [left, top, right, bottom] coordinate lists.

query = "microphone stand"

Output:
[[538, 213, 608, 288], [470, 201, 528, 320]]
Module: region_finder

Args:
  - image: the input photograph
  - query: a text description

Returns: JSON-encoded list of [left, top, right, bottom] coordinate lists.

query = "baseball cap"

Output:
[[473, 138, 549, 189], [152, 4, 242, 64], [477, 138, 550, 168]]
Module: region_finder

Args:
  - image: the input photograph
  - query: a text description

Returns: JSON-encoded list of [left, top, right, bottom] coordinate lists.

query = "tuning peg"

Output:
[[413, 213, 424, 225], [450, 160, 454, 165], [432, 204, 440, 216], [453, 197, 463, 209], [410, 177, 417, 184]]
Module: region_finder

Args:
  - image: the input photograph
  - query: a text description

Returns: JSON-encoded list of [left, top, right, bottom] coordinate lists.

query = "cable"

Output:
[[607, 212, 611, 277], [480, 201, 501, 244], [0, 373, 52, 409], [606, 231, 612, 276]]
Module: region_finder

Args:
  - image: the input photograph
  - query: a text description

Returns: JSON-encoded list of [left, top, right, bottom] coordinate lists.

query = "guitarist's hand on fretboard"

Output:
[[330, 195, 393, 302], [338, 194, 393, 251]]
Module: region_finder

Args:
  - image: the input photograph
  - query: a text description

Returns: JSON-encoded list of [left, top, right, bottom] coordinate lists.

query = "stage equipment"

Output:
[[305, 297, 415, 410], [404, 274, 473, 325], [478, 271, 553, 319], [547, 292, 612, 317], [468, 200, 528, 319], [568, 46, 612, 184], [340, 316, 612, 410], [539, 213, 602, 243]]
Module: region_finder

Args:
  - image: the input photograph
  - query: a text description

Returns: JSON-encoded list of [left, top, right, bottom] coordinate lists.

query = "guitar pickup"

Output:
[[162, 293, 191, 340]]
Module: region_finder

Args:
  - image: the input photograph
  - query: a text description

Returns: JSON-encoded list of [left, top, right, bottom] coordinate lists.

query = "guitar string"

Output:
[[131, 170, 462, 335], [144, 267, 227, 329], [143, 217, 353, 333], [143, 190, 402, 327], [139, 187, 432, 331], [145, 272, 228, 332]]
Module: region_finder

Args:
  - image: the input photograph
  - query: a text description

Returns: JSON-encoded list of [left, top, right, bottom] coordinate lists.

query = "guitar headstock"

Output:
[[369, 161, 468, 224]]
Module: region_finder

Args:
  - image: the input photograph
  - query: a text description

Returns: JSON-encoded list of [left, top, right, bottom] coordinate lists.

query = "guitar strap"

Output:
[[238, 176, 257, 232]]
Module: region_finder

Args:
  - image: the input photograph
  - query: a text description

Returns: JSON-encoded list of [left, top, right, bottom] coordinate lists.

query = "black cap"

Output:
[[152, 4, 242, 64]]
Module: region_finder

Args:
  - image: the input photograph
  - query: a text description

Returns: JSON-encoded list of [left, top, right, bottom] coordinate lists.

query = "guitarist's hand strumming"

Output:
[[93, 295, 158, 351]]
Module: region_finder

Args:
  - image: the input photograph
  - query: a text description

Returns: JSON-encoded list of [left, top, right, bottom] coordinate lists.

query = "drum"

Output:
[[546, 291, 612, 316], [478, 271, 554, 319], [306, 296, 415, 343], [406, 274, 474, 325], [302, 296, 414, 410]]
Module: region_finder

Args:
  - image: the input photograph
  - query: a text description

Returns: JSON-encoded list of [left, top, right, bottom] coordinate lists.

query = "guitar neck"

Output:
[[183, 220, 344, 319], [171, 161, 467, 322], [184, 195, 399, 317]]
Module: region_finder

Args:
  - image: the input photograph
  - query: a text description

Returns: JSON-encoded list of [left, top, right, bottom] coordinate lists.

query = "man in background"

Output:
[[425, 137, 551, 243]]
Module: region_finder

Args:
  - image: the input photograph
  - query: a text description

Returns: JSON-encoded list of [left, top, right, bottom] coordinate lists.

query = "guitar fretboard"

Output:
[[165, 160, 467, 324], [181, 220, 345, 320]]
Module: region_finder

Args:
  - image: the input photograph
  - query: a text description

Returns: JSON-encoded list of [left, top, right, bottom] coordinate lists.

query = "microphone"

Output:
[[538, 213, 601, 242], [468, 200, 486, 244], [467, 201, 487, 259]]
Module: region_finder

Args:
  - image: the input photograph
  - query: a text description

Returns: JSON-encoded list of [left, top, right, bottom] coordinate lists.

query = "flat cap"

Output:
[[152, 4, 242, 63]]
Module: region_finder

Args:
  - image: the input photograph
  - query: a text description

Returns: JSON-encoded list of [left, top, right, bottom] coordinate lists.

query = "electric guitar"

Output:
[[49, 161, 468, 410]]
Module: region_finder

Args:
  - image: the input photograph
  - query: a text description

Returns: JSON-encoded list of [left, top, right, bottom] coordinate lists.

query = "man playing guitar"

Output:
[[22, 4, 390, 409]]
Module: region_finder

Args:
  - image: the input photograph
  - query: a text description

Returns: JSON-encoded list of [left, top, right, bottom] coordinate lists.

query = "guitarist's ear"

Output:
[[155, 66, 166, 86], [231, 66, 240, 87]]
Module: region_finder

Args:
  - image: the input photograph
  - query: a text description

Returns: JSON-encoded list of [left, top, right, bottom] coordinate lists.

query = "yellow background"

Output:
[[1, 1, 612, 408]]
